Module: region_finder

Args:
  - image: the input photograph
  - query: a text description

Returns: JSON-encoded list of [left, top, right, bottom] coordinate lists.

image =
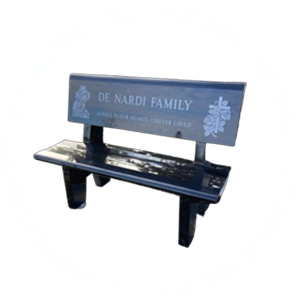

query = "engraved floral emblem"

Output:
[[72, 86, 90, 119], [204, 96, 231, 137]]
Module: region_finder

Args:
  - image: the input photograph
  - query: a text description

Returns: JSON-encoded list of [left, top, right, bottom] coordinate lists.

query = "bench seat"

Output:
[[34, 140, 230, 203]]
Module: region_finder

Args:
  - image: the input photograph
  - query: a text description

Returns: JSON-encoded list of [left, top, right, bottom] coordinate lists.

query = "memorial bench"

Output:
[[34, 74, 246, 247]]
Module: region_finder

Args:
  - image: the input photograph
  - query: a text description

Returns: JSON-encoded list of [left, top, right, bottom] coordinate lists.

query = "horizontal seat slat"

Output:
[[34, 140, 230, 202]]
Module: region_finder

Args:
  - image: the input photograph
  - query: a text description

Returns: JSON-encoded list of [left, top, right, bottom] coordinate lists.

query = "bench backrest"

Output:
[[68, 74, 246, 146]]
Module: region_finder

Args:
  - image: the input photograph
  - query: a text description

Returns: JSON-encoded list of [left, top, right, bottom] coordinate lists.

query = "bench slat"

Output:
[[68, 74, 246, 146], [34, 140, 230, 202]]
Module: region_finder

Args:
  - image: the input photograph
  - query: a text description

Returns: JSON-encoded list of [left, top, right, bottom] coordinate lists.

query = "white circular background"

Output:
[[4, 6, 295, 299]]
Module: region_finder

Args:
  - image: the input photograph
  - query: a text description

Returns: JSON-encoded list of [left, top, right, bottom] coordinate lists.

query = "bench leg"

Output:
[[62, 167, 91, 209], [93, 174, 110, 187], [179, 196, 199, 247]]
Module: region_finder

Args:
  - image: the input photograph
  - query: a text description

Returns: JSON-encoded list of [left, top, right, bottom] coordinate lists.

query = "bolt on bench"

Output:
[[34, 74, 246, 247]]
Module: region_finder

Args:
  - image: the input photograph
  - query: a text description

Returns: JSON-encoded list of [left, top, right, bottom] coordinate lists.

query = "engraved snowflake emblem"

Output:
[[204, 97, 231, 137]]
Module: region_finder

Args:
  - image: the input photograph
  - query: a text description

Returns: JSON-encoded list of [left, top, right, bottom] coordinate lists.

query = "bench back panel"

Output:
[[68, 74, 246, 146]]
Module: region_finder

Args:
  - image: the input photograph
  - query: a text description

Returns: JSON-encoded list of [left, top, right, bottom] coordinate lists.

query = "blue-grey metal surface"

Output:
[[68, 74, 246, 146], [34, 140, 231, 202]]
